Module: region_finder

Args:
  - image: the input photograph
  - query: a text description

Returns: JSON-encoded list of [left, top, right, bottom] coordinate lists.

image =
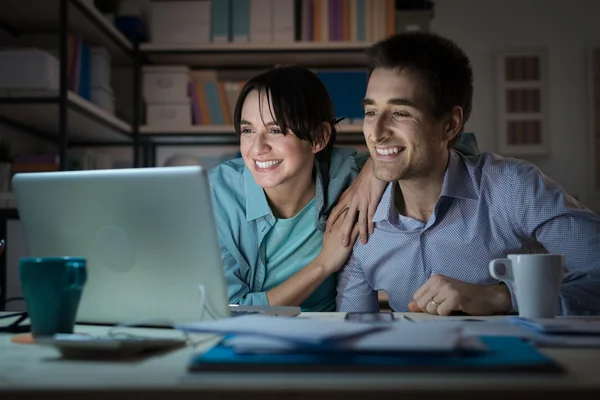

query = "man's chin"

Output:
[[374, 166, 405, 183]]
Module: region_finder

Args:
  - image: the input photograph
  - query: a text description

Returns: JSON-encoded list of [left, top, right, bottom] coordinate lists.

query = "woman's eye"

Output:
[[269, 129, 283, 135], [240, 128, 253, 134]]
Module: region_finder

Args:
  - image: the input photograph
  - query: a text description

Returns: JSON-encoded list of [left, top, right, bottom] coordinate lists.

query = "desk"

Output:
[[1, 312, 600, 400]]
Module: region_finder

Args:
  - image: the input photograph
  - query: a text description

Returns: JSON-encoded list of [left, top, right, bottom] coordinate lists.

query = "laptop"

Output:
[[12, 166, 237, 325]]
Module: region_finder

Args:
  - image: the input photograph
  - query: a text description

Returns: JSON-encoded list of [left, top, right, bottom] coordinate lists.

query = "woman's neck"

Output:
[[264, 170, 316, 219]]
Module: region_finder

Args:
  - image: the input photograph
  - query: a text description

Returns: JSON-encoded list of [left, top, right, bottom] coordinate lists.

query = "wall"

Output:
[[432, 0, 600, 211]]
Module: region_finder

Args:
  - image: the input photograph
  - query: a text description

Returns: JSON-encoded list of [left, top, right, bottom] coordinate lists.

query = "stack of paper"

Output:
[[176, 315, 384, 345], [222, 324, 465, 354], [176, 315, 469, 353]]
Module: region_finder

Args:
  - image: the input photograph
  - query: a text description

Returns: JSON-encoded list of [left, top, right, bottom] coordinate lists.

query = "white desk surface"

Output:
[[1, 312, 600, 400]]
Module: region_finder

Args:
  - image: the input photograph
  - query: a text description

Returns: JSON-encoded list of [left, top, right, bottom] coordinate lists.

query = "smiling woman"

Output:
[[207, 66, 384, 312]]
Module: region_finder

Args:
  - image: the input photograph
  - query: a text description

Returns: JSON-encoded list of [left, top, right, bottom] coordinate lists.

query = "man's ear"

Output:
[[312, 122, 332, 154], [444, 106, 464, 143]]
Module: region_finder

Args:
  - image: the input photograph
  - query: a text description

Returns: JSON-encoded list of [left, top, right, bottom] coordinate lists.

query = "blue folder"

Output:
[[188, 336, 563, 373]]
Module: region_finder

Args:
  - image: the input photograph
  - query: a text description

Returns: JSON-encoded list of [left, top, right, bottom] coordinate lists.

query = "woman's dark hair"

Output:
[[234, 66, 336, 161], [366, 32, 473, 147]]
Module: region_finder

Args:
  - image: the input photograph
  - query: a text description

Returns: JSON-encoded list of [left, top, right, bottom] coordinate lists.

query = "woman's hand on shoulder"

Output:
[[317, 209, 359, 273], [325, 158, 386, 246]]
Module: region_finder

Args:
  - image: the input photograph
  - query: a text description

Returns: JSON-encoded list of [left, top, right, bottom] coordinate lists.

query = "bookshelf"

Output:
[[0, 0, 142, 172], [0, 0, 134, 64], [141, 41, 372, 68], [0, 1, 376, 164], [0, 92, 133, 145], [140, 123, 365, 145]]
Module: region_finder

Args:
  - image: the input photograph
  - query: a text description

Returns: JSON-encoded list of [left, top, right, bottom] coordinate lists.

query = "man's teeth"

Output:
[[376, 147, 401, 155], [255, 160, 282, 168]]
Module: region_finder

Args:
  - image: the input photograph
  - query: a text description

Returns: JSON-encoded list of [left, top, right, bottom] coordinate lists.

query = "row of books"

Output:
[[67, 36, 91, 100], [151, 0, 430, 45], [186, 69, 367, 127], [188, 80, 244, 125], [215, 0, 397, 43]]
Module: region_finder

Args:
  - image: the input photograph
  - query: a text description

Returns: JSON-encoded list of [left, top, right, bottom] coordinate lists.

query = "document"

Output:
[[221, 324, 466, 354], [175, 315, 384, 344]]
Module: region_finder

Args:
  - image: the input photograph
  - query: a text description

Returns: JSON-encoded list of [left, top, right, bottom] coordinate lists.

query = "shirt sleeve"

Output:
[[209, 168, 269, 307], [220, 242, 269, 306], [336, 251, 379, 312], [506, 166, 600, 315]]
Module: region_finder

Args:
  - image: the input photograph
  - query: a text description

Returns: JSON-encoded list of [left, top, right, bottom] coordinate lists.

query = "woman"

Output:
[[209, 66, 479, 311]]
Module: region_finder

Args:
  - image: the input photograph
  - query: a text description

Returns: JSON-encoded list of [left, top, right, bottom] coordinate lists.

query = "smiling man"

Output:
[[336, 32, 600, 316]]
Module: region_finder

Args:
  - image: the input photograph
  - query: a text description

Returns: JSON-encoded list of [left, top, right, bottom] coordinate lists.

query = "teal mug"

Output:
[[19, 257, 87, 337]]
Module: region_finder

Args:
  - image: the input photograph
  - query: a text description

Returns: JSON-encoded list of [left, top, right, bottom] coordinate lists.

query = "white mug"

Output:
[[489, 254, 565, 319]]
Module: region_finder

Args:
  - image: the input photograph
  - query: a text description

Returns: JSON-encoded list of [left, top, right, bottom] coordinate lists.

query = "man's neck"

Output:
[[264, 171, 316, 219], [395, 151, 450, 223]]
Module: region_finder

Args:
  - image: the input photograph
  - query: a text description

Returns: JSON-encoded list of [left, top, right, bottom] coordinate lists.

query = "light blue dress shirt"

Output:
[[337, 150, 600, 315], [209, 147, 361, 307]]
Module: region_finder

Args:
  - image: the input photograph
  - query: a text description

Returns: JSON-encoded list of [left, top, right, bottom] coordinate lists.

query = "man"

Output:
[[336, 32, 600, 316]]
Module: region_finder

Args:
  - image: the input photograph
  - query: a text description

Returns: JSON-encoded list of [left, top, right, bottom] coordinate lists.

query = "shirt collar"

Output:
[[244, 167, 272, 221], [439, 150, 479, 200], [243, 159, 327, 223], [371, 150, 478, 224], [372, 182, 396, 223]]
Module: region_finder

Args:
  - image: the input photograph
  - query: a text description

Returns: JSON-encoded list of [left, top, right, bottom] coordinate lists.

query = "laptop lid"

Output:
[[12, 166, 231, 325]]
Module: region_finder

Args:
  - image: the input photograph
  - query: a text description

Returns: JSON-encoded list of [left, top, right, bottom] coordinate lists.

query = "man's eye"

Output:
[[364, 110, 376, 116], [393, 111, 410, 118]]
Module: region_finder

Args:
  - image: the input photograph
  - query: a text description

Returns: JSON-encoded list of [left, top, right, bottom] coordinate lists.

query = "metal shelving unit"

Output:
[[0, 0, 142, 169]]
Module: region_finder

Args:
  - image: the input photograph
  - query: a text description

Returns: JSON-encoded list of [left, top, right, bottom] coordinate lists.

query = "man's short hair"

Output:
[[366, 32, 473, 147]]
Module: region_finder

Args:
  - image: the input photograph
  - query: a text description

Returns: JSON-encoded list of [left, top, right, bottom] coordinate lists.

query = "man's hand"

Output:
[[316, 209, 359, 274], [408, 274, 512, 316], [326, 157, 386, 246]]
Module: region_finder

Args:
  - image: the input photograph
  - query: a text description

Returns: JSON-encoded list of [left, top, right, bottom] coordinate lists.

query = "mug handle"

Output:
[[489, 258, 514, 282], [66, 261, 87, 290]]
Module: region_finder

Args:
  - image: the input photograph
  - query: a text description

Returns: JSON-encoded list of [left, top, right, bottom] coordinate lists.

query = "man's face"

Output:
[[362, 67, 452, 182]]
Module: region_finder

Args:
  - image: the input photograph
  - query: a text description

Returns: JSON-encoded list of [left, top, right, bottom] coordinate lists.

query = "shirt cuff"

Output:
[[233, 291, 269, 306], [503, 281, 519, 314]]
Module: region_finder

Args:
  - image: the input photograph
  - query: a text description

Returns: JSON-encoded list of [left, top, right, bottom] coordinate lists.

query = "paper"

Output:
[[423, 319, 600, 348], [221, 324, 468, 354], [510, 317, 600, 335], [175, 315, 383, 344]]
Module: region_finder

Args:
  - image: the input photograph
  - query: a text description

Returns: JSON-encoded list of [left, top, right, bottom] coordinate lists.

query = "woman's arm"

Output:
[[266, 210, 359, 306]]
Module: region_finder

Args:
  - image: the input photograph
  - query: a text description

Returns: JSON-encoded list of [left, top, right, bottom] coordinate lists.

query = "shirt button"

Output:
[[423, 230, 429, 236]]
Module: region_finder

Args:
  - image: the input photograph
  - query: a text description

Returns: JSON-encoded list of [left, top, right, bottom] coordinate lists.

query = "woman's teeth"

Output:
[[255, 160, 282, 168]]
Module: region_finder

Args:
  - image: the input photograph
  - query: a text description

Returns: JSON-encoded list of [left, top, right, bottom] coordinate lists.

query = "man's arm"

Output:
[[508, 167, 600, 315], [336, 252, 378, 312]]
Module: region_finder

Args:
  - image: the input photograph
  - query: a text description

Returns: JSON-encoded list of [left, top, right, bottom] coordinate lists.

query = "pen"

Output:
[[401, 315, 415, 323]]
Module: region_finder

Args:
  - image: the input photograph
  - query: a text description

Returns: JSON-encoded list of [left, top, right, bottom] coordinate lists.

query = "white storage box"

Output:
[[150, 1, 210, 44], [91, 86, 115, 115], [0, 49, 59, 90], [143, 66, 190, 103], [147, 100, 192, 126], [91, 47, 112, 88]]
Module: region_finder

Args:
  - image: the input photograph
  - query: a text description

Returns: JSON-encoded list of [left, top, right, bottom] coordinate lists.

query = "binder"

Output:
[[188, 336, 564, 373]]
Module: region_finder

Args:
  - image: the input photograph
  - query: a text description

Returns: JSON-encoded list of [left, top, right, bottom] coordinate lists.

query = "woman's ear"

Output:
[[312, 122, 332, 154]]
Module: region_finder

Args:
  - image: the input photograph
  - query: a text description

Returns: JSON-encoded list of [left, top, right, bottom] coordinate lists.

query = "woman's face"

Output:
[[239, 90, 318, 190]]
